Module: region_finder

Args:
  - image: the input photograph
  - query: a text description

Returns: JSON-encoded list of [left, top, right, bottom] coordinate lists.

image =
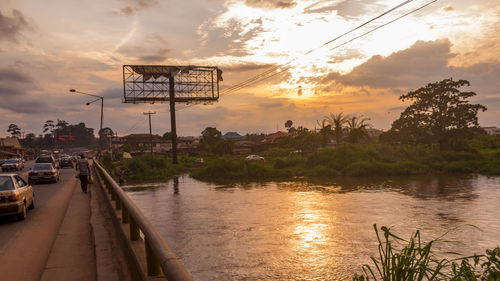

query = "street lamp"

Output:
[[69, 89, 104, 133]]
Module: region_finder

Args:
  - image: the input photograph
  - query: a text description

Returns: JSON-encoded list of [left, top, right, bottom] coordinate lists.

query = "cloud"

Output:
[[0, 9, 31, 43], [304, 0, 379, 18], [320, 39, 500, 97], [222, 62, 275, 72], [323, 39, 454, 89], [113, 0, 159, 16], [243, 0, 296, 9], [0, 66, 55, 114]]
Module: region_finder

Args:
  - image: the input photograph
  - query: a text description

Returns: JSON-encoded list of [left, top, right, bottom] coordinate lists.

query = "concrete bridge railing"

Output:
[[93, 161, 194, 281]]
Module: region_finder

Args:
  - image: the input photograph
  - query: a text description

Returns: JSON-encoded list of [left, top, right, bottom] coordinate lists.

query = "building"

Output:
[[482, 127, 500, 135], [0, 137, 24, 158], [263, 131, 290, 143], [111, 134, 200, 154]]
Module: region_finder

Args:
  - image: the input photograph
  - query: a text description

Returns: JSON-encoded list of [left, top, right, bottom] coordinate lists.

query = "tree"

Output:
[[285, 120, 293, 130], [162, 131, 172, 140], [345, 115, 371, 144], [316, 119, 333, 147], [201, 127, 222, 145], [43, 120, 55, 135], [7, 124, 21, 138], [324, 112, 347, 145], [387, 78, 487, 150]]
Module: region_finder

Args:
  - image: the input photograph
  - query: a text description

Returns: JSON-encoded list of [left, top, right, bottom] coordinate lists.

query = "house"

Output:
[[263, 131, 290, 143], [0, 137, 24, 158], [482, 127, 500, 135], [112, 134, 200, 154]]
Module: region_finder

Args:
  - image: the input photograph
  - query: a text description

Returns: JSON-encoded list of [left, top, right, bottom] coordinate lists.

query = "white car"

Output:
[[0, 174, 35, 220], [245, 155, 265, 161]]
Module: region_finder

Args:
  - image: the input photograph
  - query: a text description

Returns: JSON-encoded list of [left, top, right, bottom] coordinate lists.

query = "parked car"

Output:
[[245, 155, 265, 161], [0, 174, 35, 220], [28, 163, 60, 184], [1, 159, 23, 172], [35, 155, 58, 169], [59, 157, 74, 168]]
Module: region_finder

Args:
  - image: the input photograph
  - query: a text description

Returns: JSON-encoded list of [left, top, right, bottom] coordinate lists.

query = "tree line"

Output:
[[197, 78, 490, 155], [6, 119, 115, 150]]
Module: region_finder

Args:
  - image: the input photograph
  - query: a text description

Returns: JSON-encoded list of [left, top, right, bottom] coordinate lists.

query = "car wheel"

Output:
[[28, 198, 35, 210], [17, 203, 27, 220]]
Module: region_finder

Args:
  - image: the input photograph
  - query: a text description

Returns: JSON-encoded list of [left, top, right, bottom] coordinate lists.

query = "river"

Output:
[[123, 174, 500, 280]]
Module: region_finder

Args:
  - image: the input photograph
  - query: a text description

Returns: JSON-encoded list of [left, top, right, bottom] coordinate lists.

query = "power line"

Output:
[[221, 0, 439, 97], [220, 0, 415, 96], [177, 0, 439, 111]]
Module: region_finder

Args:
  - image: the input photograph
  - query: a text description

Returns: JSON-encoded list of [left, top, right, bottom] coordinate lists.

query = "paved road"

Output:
[[0, 162, 78, 281]]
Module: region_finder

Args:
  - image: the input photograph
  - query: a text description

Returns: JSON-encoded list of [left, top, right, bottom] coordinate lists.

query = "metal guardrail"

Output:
[[93, 161, 194, 281]]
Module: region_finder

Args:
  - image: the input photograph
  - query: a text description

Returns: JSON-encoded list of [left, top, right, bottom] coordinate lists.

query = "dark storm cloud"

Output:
[[318, 39, 500, 98], [114, 0, 159, 16], [0, 67, 34, 83], [0, 9, 30, 43], [0, 66, 55, 114], [244, 0, 296, 9]]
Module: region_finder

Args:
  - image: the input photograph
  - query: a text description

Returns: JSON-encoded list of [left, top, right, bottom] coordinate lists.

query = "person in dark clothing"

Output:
[[76, 154, 90, 193]]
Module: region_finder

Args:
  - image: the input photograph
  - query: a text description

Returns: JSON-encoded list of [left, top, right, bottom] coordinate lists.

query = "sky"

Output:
[[1, 0, 499, 137]]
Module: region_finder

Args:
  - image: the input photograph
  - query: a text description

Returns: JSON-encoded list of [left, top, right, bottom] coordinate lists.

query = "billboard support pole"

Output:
[[169, 74, 178, 164]]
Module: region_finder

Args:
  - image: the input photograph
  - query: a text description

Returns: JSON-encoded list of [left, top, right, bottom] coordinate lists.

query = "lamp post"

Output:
[[69, 89, 104, 133]]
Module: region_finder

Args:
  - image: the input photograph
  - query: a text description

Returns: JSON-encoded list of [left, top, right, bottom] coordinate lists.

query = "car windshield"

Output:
[[32, 163, 53, 171], [4, 159, 18, 164], [36, 157, 53, 163], [0, 176, 14, 191]]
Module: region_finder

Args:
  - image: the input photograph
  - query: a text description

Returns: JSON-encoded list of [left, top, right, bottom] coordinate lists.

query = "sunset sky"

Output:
[[1, 0, 499, 137]]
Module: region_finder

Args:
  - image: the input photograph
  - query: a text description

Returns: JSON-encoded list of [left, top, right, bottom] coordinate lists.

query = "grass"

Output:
[[353, 224, 500, 281]]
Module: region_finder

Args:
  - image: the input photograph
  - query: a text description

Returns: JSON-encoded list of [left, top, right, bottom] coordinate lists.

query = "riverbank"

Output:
[[191, 144, 500, 181], [101, 144, 500, 183]]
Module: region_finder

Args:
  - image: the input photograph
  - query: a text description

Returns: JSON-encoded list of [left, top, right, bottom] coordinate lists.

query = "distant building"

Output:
[[263, 131, 290, 143], [111, 134, 199, 154], [0, 137, 24, 158], [222, 132, 243, 140], [366, 128, 384, 138], [482, 127, 500, 135]]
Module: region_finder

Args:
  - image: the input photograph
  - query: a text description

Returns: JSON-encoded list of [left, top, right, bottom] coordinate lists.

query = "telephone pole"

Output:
[[143, 111, 156, 155]]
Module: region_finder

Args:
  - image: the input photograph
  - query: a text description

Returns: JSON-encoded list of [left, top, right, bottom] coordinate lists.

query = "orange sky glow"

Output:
[[1, 0, 499, 136]]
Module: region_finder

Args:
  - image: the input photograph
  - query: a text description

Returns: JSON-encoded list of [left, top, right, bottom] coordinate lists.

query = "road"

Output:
[[0, 161, 78, 281]]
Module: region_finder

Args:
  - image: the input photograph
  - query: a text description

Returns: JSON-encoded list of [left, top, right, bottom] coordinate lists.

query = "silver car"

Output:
[[0, 174, 35, 220], [28, 163, 60, 184]]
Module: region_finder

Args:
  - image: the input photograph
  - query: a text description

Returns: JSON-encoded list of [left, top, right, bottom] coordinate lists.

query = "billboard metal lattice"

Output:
[[123, 65, 222, 103]]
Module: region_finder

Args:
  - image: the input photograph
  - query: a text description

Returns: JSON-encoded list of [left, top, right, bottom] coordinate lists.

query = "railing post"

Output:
[[122, 207, 129, 223], [130, 217, 140, 241], [116, 196, 122, 210], [145, 237, 161, 276]]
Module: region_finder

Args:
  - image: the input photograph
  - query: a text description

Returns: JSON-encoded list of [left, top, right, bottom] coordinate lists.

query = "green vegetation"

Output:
[[191, 142, 500, 181], [352, 225, 500, 281], [99, 154, 194, 182]]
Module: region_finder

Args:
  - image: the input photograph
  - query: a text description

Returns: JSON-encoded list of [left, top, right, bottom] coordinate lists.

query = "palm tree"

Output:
[[345, 115, 371, 144], [323, 112, 347, 145], [316, 119, 333, 147]]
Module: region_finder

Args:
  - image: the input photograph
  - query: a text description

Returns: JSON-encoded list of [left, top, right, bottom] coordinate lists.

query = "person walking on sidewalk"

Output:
[[76, 154, 90, 193]]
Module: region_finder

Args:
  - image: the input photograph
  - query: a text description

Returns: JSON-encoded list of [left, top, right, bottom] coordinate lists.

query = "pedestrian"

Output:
[[76, 153, 90, 193]]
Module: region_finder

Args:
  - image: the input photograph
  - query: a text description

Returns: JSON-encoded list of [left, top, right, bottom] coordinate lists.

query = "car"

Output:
[[245, 155, 265, 161], [59, 157, 74, 168], [1, 159, 23, 172], [0, 174, 35, 220], [35, 155, 59, 169], [28, 163, 60, 184]]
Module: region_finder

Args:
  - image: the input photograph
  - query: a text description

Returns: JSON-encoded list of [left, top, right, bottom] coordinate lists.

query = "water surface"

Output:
[[124, 175, 500, 280]]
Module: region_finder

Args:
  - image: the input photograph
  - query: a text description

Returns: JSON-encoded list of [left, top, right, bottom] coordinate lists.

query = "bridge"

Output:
[[0, 160, 192, 281]]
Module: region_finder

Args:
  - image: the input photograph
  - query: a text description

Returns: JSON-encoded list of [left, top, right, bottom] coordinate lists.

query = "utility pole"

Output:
[[143, 111, 156, 155]]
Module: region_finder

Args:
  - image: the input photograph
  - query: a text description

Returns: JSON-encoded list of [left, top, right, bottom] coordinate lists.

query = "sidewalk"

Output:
[[40, 181, 96, 281], [40, 176, 128, 281]]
